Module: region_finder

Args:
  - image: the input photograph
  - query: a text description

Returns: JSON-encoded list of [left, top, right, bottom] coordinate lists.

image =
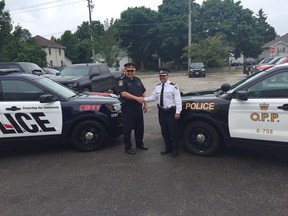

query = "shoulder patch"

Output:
[[118, 80, 124, 86], [170, 82, 178, 90]]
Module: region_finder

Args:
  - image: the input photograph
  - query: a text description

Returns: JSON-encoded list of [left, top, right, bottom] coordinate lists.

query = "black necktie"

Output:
[[160, 83, 164, 107]]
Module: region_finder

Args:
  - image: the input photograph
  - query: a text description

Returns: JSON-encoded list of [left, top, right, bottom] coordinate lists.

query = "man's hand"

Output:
[[137, 97, 145, 103], [143, 103, 148, 113], [175, 113, 180, 120]]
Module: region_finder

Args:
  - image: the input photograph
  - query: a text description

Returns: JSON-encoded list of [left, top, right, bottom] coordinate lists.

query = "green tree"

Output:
[[75, 21, 104, 63], [57, 30, 79, 63], [116, 6, 159, 70], [94, 19, 120, 67], [255, 9, 277, 43], [0, 0, 13, 61], [183, 35, 229, 67]]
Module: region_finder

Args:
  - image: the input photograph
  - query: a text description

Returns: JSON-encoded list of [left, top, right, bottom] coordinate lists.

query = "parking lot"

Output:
[[1, 72, 288, 216]]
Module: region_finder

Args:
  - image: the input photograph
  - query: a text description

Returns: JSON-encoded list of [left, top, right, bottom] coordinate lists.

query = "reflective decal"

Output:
[[185, 102, 215, 110], [80, 105, 101, 111]]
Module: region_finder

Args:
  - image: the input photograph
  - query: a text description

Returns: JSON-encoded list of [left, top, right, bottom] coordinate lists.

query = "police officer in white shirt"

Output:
[[138, 68, 182, 158]]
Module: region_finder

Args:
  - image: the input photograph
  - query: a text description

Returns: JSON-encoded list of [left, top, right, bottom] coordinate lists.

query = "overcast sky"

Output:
[[5, 0, 287, 39]]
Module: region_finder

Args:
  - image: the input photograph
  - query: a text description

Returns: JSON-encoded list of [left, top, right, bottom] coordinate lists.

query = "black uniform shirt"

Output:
[[118, 76, 146, 106]]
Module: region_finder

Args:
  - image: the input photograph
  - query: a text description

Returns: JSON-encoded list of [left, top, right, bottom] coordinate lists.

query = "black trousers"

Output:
[[122, 104, 144, 151], [158, 110, 178, 153]]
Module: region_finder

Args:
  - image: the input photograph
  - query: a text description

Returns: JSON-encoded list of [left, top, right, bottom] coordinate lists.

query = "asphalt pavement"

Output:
[[1, 72, 288, 216]]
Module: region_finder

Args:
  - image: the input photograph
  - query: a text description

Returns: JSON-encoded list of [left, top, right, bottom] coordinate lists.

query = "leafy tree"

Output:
[[73, 21, 105, 63], [116, 6, 159, 70], [255, 9, 277, 44], [57, 30, 79, 63], [156, 0, 190, 64], [0, 0, 13, 61], [94, 19, 120, 67], [183, 35, 229, 67]]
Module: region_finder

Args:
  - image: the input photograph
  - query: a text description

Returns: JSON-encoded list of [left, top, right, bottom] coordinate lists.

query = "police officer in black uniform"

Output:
[[118, 63, 148, 155], [138, 68, 182, 158]]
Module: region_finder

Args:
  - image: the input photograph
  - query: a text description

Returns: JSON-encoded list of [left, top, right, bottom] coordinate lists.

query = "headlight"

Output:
[[106, 103, 121, 112], [68, 83, 78, 88], [201, 69, 205, 71]]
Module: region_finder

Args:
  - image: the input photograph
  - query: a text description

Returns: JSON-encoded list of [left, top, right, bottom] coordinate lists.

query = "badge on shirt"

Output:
[[118, 80, 124, 86]]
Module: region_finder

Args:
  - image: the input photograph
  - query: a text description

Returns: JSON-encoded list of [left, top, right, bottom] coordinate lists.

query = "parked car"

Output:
[[189, 62, 206, 78], [180, 64, 288, 156], [0, 69, 123, 151], [49, 63, 122, 93], [0, 62, 45, 75], [243, 58, 258, 75], [42, 67, 60, 75], [230, 59, 241, 66], [254, 56, 284, 73]]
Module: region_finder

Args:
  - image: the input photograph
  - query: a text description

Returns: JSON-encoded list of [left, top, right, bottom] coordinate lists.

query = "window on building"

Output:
[[50, 61, 53, 66], [61, 61, 64, 66], [59, 49, 61, 56], [49, 48, 51, 55]]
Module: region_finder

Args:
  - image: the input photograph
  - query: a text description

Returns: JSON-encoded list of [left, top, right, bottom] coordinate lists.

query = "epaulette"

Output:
[[170, 82, 178, 90], [156, 83, 161, 86]]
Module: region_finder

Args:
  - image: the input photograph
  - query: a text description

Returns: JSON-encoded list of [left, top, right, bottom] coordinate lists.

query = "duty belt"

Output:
[[157, 104, 176, 114]]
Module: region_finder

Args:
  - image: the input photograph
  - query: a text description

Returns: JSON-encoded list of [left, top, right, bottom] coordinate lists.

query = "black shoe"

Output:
[[125, 149, 136, 155], [136, 144, 148, 150], [161, 150, 171, 155], [172, 152, 178, 158]]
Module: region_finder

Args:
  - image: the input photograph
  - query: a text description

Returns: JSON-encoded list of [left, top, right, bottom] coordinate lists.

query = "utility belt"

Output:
[[157, 104, 176, 114]]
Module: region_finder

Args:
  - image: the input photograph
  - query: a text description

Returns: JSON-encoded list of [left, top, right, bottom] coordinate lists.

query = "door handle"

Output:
[[277, 104, 288, 111], [6, 106, 21, 111]]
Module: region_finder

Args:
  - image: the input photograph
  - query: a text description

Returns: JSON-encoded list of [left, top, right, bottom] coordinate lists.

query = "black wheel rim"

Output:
[[79, 127, 101, 146], [189, 127, 212, 151]]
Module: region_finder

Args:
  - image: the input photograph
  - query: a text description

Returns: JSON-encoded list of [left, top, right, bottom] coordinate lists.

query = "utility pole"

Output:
[[87, 0, 95, 63], [188, 0, 192, 69]]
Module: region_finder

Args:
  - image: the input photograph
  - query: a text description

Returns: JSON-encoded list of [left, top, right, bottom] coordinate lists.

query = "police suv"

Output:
[[0, 69, 123, 151], [180, 64, 288, 156]]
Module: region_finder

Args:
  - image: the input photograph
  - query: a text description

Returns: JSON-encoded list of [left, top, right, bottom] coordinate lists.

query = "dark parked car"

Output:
[[230, 59, 241, 66], [0, 62, 45, 75], [49, 63, 122, 93], [42, 67, 60, 75], [189, 62, 206, 78]]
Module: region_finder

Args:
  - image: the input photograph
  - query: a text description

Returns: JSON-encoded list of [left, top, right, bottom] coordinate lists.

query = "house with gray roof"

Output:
[[260, 33, 288, 58]]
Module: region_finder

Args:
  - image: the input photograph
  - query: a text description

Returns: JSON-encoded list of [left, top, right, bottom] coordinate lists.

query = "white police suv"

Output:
[[0, 69, 123, 151], [180, 64, 288, 156]]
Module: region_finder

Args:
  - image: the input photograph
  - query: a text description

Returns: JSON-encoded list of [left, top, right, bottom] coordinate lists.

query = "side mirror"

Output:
[[235, 91, 248, 101], [221, 83, 230, 92], [39, 94, 56, 103]]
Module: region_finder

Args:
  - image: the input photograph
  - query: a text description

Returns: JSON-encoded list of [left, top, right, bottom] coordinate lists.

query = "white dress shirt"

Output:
[[145, 80, 182, 114]]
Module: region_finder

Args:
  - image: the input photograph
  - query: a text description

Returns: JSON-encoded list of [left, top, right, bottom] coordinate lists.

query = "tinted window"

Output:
[[98, 65, 110, 75], [1, 80, 47, 101], [60, 66, 90, 76], [247, 71, 288, 98]]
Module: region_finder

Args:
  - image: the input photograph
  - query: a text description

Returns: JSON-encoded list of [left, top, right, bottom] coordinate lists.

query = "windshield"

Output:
[[38, 77, 78, 99], [60, 66, 90, 76], [191, 62, 204, 68]]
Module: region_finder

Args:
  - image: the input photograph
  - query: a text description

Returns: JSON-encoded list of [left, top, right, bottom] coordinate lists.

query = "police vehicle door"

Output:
[[229, 71, 288, 142], [0, 79, 62, 138]]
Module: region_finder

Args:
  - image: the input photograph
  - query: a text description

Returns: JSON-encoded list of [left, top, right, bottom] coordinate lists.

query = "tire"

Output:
[[183, 121, 219, 156], [71, 121, 108, 151]]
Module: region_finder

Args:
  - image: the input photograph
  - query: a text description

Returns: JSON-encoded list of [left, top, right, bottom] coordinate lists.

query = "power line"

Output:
[[9, 0, 70, 12], [10, 0, 85, 15]]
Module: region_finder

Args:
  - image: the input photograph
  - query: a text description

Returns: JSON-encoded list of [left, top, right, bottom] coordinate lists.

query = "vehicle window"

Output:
[[247, 72, 288, 98], [191, 62, 204, 68], [92, 65, 100, 74], [37, 77, 77, 99], [1, 80, 47, 101], [60, 66, 90, 76], [98, 65, 109, 75], [19, 62, 43, 73]]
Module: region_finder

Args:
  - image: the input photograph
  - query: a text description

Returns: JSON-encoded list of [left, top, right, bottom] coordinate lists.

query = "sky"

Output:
[[4, 0, 287, 40]]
